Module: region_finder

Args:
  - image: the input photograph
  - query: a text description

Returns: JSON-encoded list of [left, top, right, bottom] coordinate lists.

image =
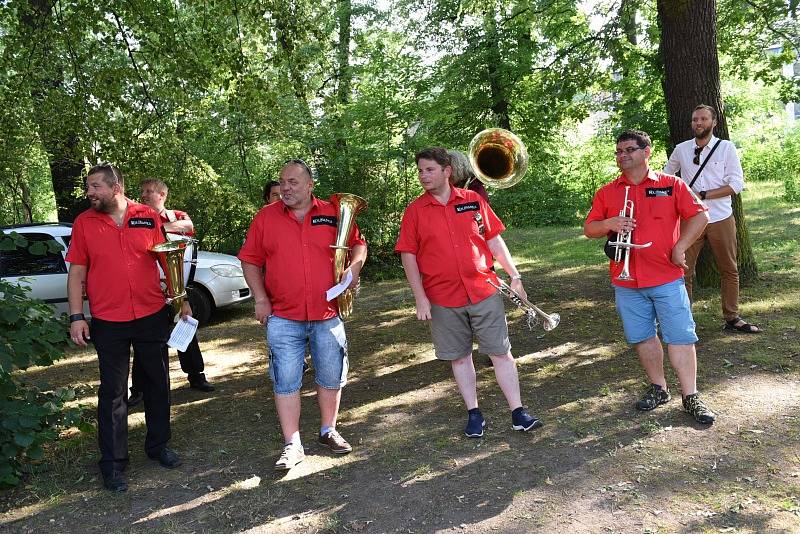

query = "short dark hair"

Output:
[[693, 104, 718, 120], [263, 180, 280, 202], [615, 129, 652, 149], [415, 147, 451, 167], [87, 163, 124, 189]]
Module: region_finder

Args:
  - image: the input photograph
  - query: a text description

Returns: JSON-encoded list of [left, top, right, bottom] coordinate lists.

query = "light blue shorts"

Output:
[[266, 315, 349, 395], [614, 278, 698, 345]]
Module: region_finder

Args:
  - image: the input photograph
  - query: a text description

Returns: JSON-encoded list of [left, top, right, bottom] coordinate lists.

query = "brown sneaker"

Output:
[[318, 429, 353, 454]]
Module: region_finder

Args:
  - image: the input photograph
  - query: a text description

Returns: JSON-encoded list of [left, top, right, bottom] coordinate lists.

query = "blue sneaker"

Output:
[[464, 409, 485, 438], [511, 407, 543, 432]]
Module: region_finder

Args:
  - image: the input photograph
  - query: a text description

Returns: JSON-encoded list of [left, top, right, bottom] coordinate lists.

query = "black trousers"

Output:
[[131, 333, 205, 392], [91, 307, 172, 476]]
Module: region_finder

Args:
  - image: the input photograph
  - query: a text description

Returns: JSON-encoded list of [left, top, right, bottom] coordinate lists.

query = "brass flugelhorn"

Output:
[[468, 128, 529, 189], [330, 193, 367, 320], [487, 277, 561, 332], [606, 185, 652, 281], [151, 236, 194, 314]]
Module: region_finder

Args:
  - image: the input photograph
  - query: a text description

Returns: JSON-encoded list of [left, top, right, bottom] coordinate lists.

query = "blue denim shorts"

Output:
[[266, 315, 349, 395], [614, 278, 698, 345]]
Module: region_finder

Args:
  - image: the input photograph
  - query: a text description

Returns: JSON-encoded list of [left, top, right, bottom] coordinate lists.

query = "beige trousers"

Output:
[[684, 215, 739, 321]]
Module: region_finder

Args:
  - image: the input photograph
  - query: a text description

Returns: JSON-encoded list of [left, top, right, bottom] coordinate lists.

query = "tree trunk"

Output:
[[657, 0, 758, 286], [21, 0, 85, 222]]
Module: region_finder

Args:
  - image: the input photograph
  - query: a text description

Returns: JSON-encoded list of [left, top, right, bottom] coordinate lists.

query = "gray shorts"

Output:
[[430, 291, 511, 360]]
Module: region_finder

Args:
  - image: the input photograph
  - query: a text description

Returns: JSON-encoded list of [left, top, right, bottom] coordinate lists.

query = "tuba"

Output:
[[468, 128, 529, 189], [151, 237, 194, 314], [330, 193, 368, 319]]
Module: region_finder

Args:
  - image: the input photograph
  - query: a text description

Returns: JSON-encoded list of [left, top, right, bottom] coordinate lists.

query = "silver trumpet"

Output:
[[487, 278, 560, 332], [607, 185, 652, 281]]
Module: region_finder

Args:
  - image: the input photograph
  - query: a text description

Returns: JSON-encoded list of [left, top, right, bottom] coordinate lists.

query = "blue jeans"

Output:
[[266, 315, 349, 395], [614, 278, 698, 345]]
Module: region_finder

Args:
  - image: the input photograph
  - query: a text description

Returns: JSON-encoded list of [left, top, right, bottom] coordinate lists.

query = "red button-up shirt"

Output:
[[585, 170, 707, 288], [160, 209, 194, 237], [66, 200, 167, 321], [395, 186, 504, 307], [238, 196, 367, 321]]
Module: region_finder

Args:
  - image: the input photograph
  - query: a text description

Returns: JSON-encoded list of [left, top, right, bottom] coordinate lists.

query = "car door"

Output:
[[0, 231, 87, 316]]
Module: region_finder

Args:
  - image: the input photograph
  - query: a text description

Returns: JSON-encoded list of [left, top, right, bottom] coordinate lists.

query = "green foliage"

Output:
[[0, 238, 88, 487]]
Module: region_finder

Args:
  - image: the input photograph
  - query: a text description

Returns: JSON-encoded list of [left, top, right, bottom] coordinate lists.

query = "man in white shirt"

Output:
[[664, 104, 761, 333]]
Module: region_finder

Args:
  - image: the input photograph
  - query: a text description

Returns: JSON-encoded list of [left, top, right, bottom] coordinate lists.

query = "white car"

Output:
[[0, 223, 251, 325]]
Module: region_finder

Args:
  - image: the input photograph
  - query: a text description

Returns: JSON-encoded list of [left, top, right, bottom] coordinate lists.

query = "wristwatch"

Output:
[[699, 190, 707, 200], [69, 313, 86, 323], [510, 275, 522, 281]]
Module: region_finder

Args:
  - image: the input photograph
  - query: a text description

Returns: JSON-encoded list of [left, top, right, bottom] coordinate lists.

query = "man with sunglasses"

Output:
[[664, 104, 760, 334], [584, 130, 717, 425], [239, 159, 367, 470], [66, 164, 185, 492]]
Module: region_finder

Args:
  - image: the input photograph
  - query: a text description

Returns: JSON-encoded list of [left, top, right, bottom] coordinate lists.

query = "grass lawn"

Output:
[[1, 181, 798, 533]]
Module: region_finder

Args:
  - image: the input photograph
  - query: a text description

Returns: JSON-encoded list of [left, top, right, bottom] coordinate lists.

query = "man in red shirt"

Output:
[[239, 160, 367, 470], [395, 147, 542, 438], [66, 164, 187, 492], [124, 179, 214, 402], [584, 130, 716, 425]]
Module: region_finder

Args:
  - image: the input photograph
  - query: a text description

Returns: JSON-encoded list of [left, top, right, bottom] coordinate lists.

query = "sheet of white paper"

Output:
[[326, 269, 353, 301], [168, 315, 199, 352]]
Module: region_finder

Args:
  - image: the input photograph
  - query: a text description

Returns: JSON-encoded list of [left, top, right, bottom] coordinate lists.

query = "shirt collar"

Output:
[[421, 185, 465, 206], [613, 169, 661, 187], [693, 134, 718, 151]]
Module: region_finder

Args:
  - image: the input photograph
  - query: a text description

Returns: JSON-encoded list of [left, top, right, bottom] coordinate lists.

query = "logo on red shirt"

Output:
[[455, 201, 480, 213], [128, 217, 155, 228], [645, 187, 673, 197], [311, 215, 337, 227]]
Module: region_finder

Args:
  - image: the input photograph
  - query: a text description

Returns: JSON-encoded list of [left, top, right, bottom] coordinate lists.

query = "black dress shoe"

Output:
[[103, 471, 128, 492], [188, 373, 215, 392], [127, 390, 143, 407], [150, 448, 182, 469]]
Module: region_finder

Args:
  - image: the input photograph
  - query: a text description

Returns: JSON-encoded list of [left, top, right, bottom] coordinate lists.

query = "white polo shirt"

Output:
[[664, 135, 745, 223]]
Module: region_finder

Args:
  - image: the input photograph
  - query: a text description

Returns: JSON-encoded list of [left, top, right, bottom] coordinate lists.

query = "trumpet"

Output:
[[606, 185, 652, 281], [487, 278, 560, 332]]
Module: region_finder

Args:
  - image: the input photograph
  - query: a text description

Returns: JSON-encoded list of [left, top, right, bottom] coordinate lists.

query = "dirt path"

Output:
[[1, 221, 799, 533]]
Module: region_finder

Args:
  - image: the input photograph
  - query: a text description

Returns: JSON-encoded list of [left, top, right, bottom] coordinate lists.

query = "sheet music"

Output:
[[167, 315, 198, 352], [326, 270, 353, 301]]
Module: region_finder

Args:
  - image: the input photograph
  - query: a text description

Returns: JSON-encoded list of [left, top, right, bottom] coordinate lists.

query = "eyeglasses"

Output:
[[693, 146, 703, 165], [614, 147, 644, 157]]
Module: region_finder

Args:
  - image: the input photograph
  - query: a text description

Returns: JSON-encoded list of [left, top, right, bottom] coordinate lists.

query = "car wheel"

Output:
[[187, 285, 213, 326]]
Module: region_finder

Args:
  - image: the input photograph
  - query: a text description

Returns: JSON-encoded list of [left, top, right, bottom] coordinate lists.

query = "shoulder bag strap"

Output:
[[687, 139, 722, 190]]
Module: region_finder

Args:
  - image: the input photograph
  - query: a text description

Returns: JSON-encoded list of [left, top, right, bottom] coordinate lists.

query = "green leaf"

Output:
[[13, 432, 34, 448]]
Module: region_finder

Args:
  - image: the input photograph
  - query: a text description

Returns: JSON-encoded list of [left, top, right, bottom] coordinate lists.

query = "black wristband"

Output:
[[69, 313, 86, 323], [699, 190, 707, 200]]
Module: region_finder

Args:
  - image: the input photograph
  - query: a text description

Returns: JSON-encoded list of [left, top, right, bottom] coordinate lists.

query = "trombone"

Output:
[[606, 185, 652, 281]]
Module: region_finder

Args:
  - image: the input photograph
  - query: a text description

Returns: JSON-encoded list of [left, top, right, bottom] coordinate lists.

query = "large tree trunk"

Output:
[[657, 0, 758, 286], [21, 0, 85, 222]]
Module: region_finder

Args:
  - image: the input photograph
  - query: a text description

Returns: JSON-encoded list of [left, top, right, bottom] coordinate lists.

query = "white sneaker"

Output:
[[274, 443, 305, 470]]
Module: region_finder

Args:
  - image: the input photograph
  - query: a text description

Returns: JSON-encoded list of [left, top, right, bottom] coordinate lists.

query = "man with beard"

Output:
[[664, 104, 760, 333], [67, 164, 186, 492], [239, 160, 367, 470]]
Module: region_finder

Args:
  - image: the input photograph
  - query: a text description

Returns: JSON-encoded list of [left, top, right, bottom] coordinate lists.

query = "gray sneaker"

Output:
[[274, 443, 305, 470]]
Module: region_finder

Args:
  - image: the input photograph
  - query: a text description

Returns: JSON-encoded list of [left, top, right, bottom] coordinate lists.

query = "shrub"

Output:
[[0, 234, 88, 487]]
